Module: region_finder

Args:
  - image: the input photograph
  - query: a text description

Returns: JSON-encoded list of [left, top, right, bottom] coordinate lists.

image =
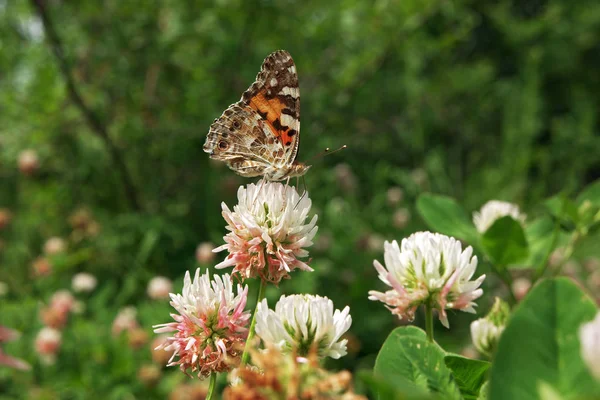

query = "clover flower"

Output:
[[224, 345, 366, 400], [147, 276, 173, 300], [473, 200, 525, 233], [369, 232, 485, 328], [72, 272, 97, 293], [35, 327, 61, 365], [470, 297, 510, 356], [580, 311, 600, 380], [255, 294, 351, 359], [153, 269, 250, 378], [0, 326, 30, 370], [214, 180, 318, 284]]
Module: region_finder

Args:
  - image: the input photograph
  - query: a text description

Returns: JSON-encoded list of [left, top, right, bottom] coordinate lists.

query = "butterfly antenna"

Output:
[[308, 145, 348, 162]]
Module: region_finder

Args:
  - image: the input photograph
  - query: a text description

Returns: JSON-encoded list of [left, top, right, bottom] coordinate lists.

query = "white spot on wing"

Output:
[[288, 65, 296, 74], [280, 114, 297, 128], [270, 77, 278, 87], [279, 86, 299, 99]]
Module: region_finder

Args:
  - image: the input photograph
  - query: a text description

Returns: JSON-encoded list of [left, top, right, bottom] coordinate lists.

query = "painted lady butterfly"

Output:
[[203, 50, 310, 181]]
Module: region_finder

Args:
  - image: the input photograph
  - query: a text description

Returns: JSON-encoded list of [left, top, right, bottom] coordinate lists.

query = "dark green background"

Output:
[[1, 0, 599, 398]]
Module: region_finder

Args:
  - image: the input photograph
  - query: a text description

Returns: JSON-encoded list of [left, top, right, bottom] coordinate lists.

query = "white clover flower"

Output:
[[473, 200, 525, 233], [35, 327, 62, 365], [214, 180, 318, 284], [470, 297, 510, 356], [153, 269, 250, 378], [44, 237, 67, 255], [255, 294, 352, 359], [580, 311, 600, 380], [147, 276, 173, 300], [369, 232, 486, 328], [471, 319, 503, 357], [72, 272, 97, 293]]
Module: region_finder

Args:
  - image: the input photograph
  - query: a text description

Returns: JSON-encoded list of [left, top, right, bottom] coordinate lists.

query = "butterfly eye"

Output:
[[218, 141, 229, 150]]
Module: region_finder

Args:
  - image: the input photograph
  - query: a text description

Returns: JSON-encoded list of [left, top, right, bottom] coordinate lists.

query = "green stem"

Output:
[[206, 373, 217, 400], [241, 279, 267, 366], [425, 303, 434, 342]]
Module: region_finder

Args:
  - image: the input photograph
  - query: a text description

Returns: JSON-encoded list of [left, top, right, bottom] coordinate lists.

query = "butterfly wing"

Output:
[[203, 50, 301, 175], [240, 50, 301, 166]]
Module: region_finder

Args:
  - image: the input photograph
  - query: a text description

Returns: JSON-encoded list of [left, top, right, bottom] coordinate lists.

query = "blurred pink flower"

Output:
[[369, 232, 485, 328], [0, 326, 30, 370], [214, 180, 318, 284], [512, 277, 532, 301], [39, 290, 77, 329], [195, 242, 216, 264], [112, 306, 139, 336], [153, 269, 250, 378], [32, 257, 52, 277], [35, 327, 61, 365], [147, 276, 173, 300]]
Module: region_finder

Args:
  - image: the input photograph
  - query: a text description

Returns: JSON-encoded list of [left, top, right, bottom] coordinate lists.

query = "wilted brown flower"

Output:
[[0, 209, 12, 230], [138, 364, 161, 387], [128, 328, 150, 350], [32, 257, 52, 277], [223, 346, 366, 400], [168, 382, 208, 400]]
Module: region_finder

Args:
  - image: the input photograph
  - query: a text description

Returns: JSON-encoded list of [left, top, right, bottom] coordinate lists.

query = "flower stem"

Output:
[[425, 303, 434, 342], [241, 279, 267, 366], [206, 373, 217, 400]]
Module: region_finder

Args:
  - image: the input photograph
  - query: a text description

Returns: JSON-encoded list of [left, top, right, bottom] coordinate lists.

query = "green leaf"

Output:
[[444, 355, 490, 400], [374, 326, 462, 400], [576, 179, 600, 206], [545, 195, 579, 225], [416, 193, 479, 244], [489, 278, 600, 400], [481, 216, 529, 266]]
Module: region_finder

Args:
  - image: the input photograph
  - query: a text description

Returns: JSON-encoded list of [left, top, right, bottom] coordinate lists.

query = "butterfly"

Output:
[[203, 50, 310, 181]]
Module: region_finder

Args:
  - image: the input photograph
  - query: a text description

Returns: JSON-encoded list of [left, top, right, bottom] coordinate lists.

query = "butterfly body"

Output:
[[203, 50, 310, 181]]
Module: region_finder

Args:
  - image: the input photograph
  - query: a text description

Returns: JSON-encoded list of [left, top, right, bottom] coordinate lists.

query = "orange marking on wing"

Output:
[[249, 92, 289, 137]]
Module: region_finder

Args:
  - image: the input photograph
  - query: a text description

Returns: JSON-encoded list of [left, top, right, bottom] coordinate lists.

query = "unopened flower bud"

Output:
[[470, 297, 510, 357]]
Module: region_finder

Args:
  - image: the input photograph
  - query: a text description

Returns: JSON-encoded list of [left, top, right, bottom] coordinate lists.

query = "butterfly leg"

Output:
[[294, 175, 308, 210], [252, 178, 267, 208]]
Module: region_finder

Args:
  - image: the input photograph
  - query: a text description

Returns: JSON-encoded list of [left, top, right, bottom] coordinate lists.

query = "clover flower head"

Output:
[[255, 294, 352, 359], [580, 311, 600, 380], [470, 298, 510, 356], [153, 269, 250, 378], [473, 200, 525, 233], [369, 231, 486, 328], [214, 180, 318, 284]]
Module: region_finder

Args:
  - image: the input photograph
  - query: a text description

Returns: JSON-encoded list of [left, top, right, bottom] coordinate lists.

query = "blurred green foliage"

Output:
[[1, 0, 599, 398]]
